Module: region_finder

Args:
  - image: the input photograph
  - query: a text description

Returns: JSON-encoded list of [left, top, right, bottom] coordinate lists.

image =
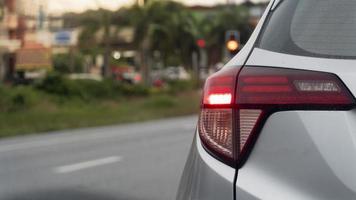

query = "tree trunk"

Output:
[[140, 37, 150, 86], [102, 12, 111, 78]]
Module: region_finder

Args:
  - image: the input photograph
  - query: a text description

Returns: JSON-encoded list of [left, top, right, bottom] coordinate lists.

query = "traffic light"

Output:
[[196, 39, 206, 48], [225, 30, 240, 58]]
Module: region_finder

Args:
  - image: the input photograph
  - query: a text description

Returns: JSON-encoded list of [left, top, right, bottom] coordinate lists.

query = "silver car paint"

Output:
[[236, 48, 356, 199], [236, 111, 356, 200], [176, 136, 235, 200]]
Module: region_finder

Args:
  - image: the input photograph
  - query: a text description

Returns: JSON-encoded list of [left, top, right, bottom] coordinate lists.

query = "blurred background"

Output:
[[0, 0, 267, 199], [0, 0, 267, 136]]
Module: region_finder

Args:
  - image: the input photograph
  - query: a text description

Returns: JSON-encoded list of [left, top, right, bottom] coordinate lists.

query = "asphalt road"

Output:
[[0, 116, 197, 200]]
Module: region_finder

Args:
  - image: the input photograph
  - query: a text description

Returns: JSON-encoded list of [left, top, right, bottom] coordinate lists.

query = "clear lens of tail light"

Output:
[[199, 109, 233, 160], [239, 109, 262, 152]]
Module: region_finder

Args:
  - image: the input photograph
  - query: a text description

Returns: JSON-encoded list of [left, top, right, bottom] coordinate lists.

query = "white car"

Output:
[[177, 0, 356, 199], [164, 66, 191, 81]]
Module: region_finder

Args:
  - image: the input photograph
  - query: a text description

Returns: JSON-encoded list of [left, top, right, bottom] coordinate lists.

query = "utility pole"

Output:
[[0, 0, 4, 80], [103, 11, 111, 78], [137, 0, 151, 86], [140, 36, 150, 86], [94, 0, 112, 78]]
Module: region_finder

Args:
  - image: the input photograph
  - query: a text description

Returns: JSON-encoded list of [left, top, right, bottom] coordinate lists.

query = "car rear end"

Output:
[[177, 0, 356, 199]]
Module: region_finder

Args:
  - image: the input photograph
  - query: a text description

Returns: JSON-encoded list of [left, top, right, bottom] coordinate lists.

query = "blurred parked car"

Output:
[[163, 66, 191, 81], [68, 73, 103, 81], [111, 66, 142, 84]]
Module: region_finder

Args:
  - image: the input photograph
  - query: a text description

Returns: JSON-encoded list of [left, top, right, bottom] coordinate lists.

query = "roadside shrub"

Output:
[[0, 85, 39, 112], [144, 95, 177, 109], [0, 86, 12, 112], [36, 73, 76, 96], [118, 84, 149, 97], [36, 73, 149, 101], [10, 87, 38, 110], [167, 80, 196, 94], [77, 79, 117, 99], [53, 53, 85, 74]]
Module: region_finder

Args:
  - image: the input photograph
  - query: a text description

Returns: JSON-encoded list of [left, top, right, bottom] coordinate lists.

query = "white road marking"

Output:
[[54, 156, 122, 174]]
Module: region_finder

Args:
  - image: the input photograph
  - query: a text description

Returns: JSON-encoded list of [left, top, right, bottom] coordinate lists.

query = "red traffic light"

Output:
[[197, 39, 206, 48]]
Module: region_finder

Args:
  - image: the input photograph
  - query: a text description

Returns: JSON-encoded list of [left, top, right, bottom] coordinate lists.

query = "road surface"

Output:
[[0, 116, 197, 200]]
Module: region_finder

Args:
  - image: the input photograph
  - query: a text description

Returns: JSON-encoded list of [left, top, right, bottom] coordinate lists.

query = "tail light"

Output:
[[199, 66, 355, 168]]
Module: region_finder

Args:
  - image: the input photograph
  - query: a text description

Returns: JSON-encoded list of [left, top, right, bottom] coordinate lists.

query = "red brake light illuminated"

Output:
[[207, 94, 232, 105], [199, 66, 355, 168], [203, 68, 238, 106], [199, 67, 240, 164]]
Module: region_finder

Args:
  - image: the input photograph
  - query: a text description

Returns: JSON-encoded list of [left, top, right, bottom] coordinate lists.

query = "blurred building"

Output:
[[0, 0, 21, 81], [0, 0, 52, 81], [242, 1, 267, 27], [136, 0, 149, 7]]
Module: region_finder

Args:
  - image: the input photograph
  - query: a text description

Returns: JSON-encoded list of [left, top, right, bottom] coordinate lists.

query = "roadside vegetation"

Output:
[[0, 74, 200, 138], [65, 1, 253, 75], [0, 1, 263, 138]]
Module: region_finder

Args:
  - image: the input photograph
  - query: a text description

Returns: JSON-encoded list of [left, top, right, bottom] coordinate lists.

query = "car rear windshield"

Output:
[[258, 0, 356, 59]]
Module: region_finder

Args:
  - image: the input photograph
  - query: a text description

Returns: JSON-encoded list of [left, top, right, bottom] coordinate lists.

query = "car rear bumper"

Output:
[[176, 133, 235, 200]]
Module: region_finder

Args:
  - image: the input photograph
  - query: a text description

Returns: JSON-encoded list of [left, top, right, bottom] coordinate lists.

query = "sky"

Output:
[[48, 0, 268, 14]]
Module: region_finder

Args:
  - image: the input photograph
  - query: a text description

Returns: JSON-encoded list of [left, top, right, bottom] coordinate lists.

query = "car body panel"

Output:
[[236, 111, 356, 200], [237, 47, 356, 200], [176, 135, 235, 200], [236, 48, 356, 200]]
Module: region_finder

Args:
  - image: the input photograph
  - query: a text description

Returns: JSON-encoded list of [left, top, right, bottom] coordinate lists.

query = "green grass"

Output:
[[0, 91, 201, 138]]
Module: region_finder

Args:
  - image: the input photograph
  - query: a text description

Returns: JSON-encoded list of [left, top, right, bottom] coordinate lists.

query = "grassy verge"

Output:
[[0, 91, 200, 138]]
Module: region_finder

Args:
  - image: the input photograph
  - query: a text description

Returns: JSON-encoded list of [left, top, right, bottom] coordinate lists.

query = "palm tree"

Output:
[[77, 7, 133, 78], [128, 1, 198, 84]]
